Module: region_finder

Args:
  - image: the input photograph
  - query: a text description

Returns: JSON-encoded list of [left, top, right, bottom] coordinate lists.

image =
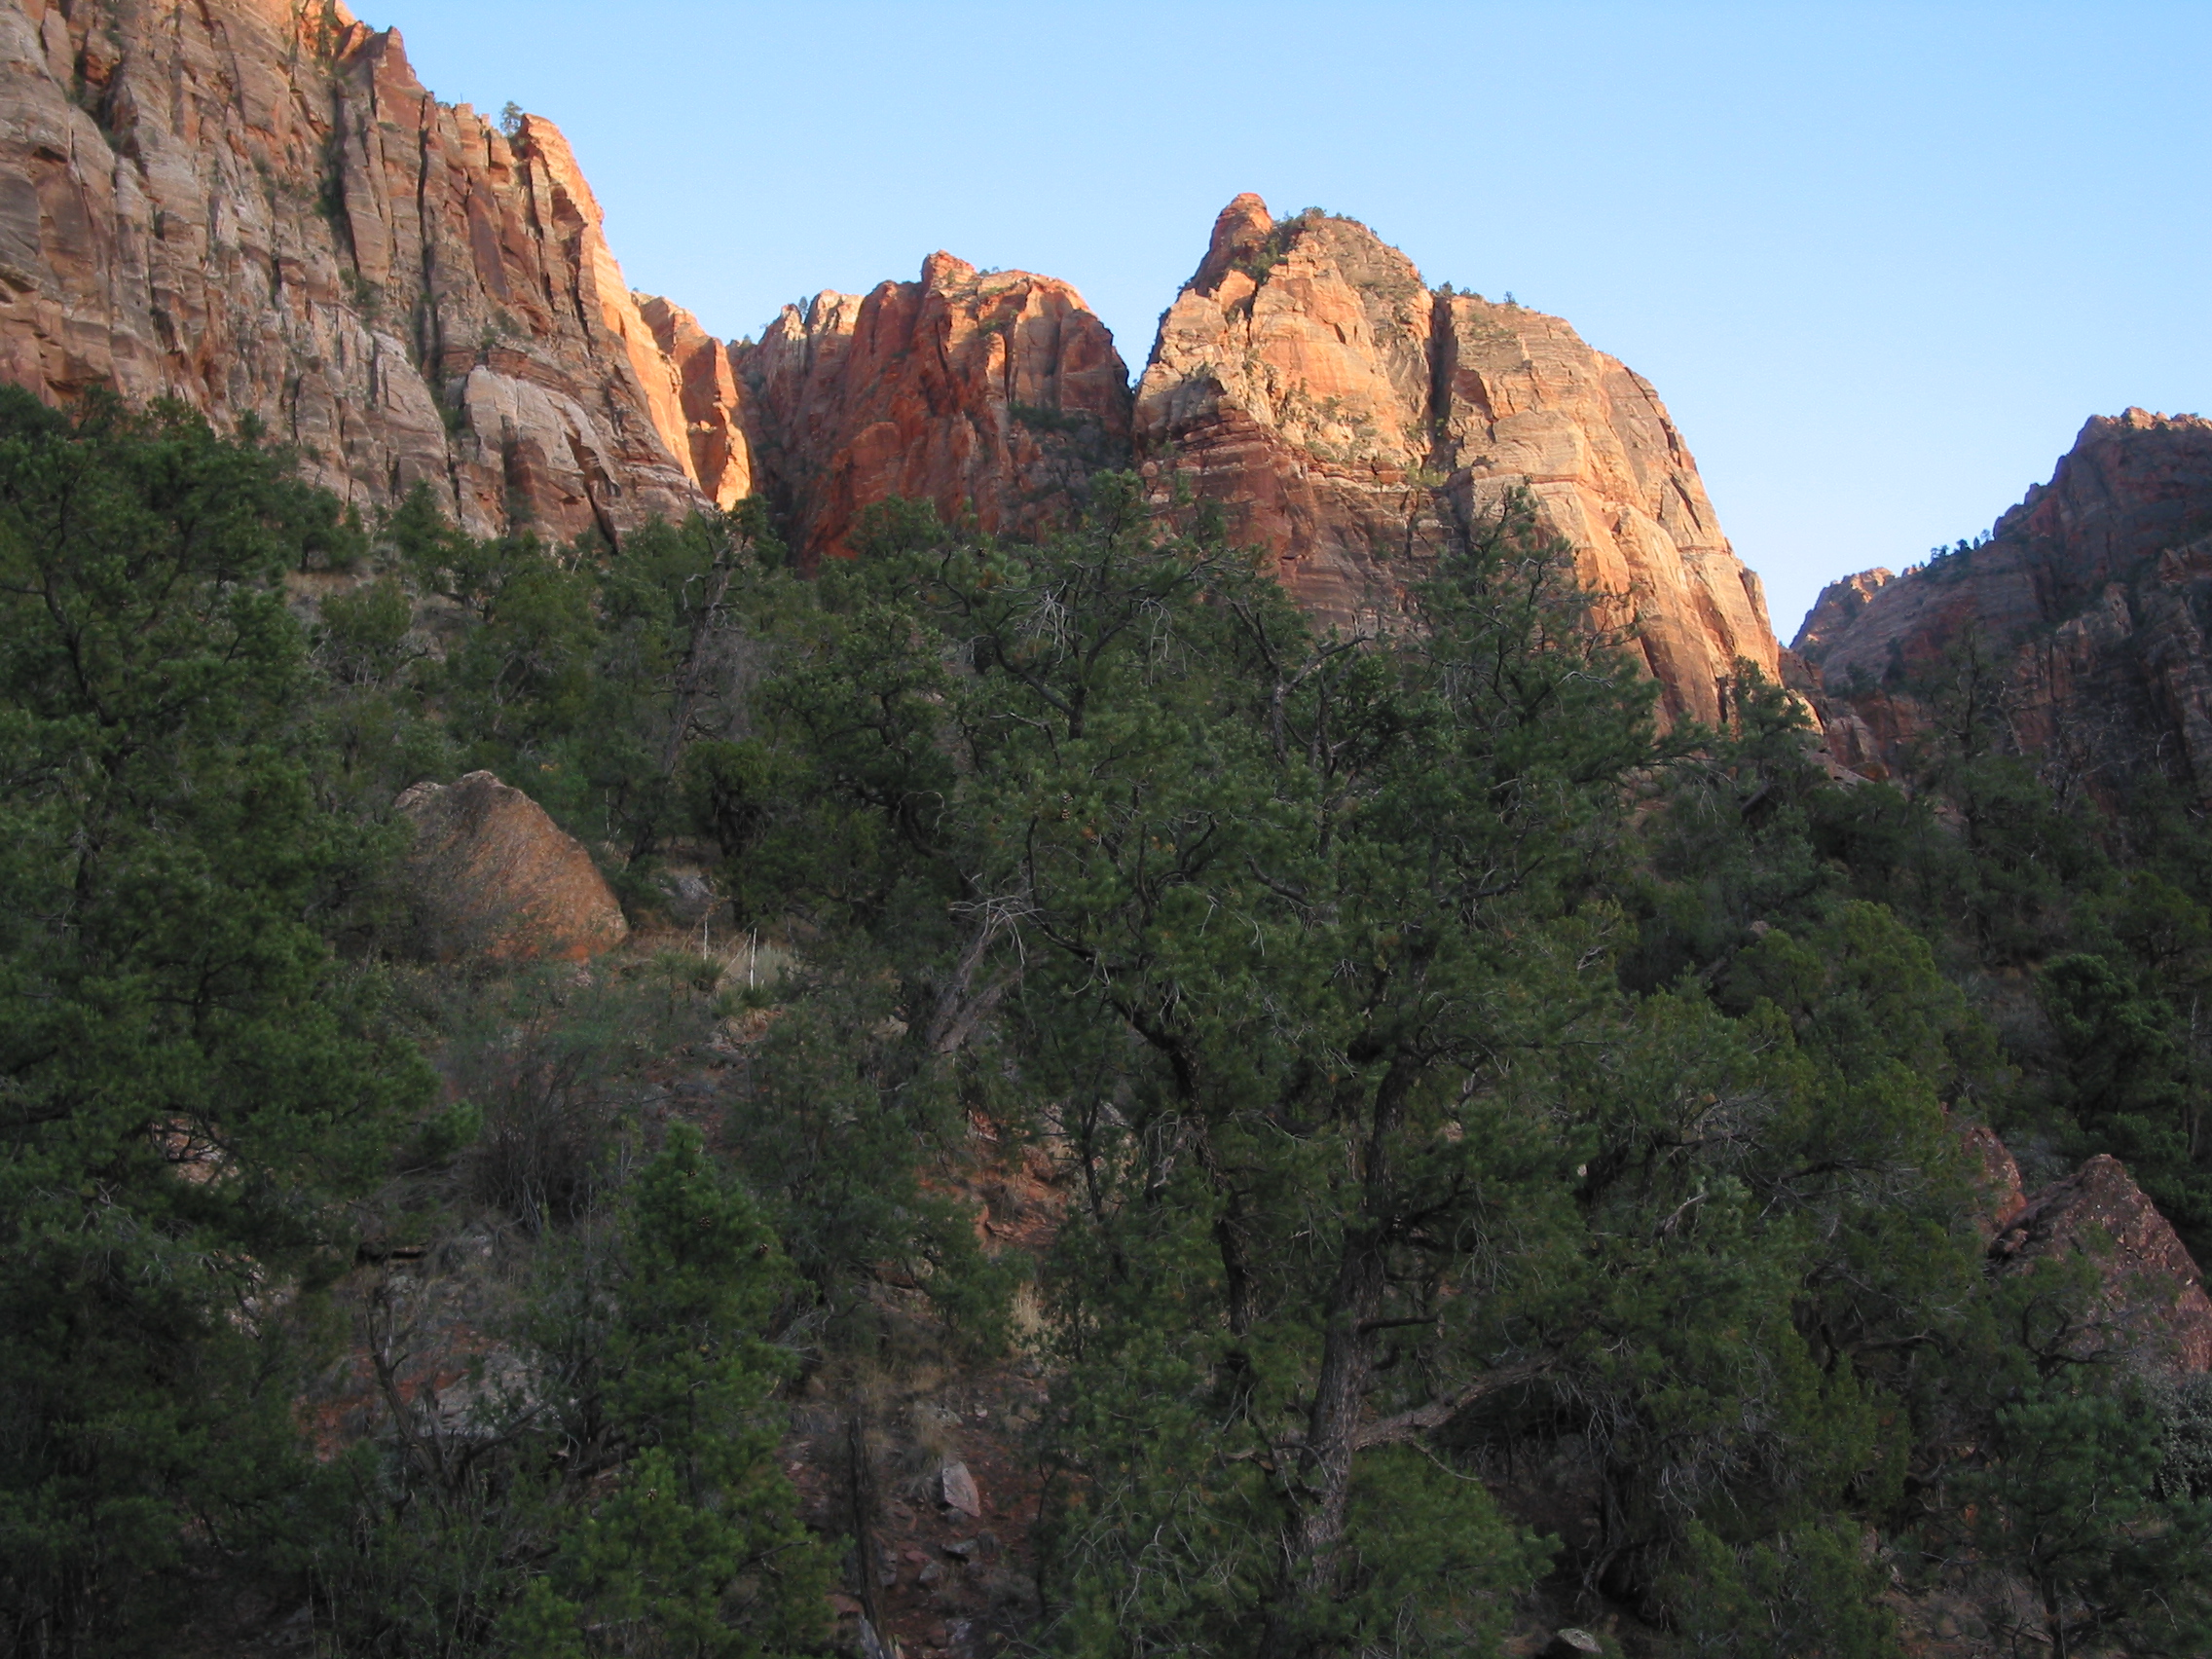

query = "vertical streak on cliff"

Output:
[[0, 0, 706, 539]]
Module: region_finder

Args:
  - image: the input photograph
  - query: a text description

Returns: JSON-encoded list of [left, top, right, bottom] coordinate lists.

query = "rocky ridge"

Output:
[[1792, 410, 2212, 791]]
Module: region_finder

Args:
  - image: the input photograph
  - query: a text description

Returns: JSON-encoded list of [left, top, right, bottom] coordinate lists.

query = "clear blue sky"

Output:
[[389, 1, 2211, 639]]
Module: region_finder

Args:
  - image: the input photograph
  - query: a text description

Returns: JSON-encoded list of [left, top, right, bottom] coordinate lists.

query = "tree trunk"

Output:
[[1253, 1052, 1420, 1659], [1254, 1238, 1386, 1659], [2040, 1568, 2068, 1659]]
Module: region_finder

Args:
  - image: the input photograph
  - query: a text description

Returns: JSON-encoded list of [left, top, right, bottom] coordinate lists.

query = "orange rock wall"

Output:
[[1135, 195, 1781, 724], [0, 0, 703, 541], [739, 252, 1132, 568]]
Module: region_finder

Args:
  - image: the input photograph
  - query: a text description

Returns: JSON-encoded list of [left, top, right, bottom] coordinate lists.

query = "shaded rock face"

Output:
[[738, 252, 1133, 569], [0, 0, 703, 541], [1134, 195, 1780, 724], [396, 771, 627, 961], [1794, 411, 2212, 794], [1793, 569, 1893, 662], [1991, 1152, 2212, 1373]]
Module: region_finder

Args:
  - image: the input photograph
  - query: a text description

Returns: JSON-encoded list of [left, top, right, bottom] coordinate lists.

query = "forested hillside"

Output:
[[6, 391, 2212, 1659]]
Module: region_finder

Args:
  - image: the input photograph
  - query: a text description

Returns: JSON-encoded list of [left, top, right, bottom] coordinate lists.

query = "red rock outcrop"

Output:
[[396, 771, 628, 961], [1990, 1152, 2212, 1372], [638, 294, 754, 511], [1794, 569, 1894, 662], [0, 0, 704, 541], [1794, 412, 2212, 793], [1958, 1121, 2028, 1238], [739, 253, 1132, 568], [1134, 195, 1781, 723]]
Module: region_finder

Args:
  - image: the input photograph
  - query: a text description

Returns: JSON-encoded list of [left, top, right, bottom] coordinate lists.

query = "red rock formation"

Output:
[[1794, 412, 2212, 793], [1794, 569, 1894, 661], [1990, 1153, 2212, 1372], [1959, 1121, 2028, 1237], [0, 0, 703, 540], [1134, 195, 1781, 724], [638, 295, 754, 510], [0, 10, 1789, 731], [396, 772, 628, 961], [740, 252, 1132, 567]]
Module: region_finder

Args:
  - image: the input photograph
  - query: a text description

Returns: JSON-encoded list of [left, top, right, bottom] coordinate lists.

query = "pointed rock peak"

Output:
[[922, 250, 977, 289], [1213, 191, 1274, 247], [1194, 193, 1276, 294], [783, 289, 858, 330]]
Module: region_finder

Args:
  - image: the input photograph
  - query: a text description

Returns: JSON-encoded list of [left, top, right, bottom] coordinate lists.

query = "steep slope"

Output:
[[1135, 194, 1780, 723], [1795, 410, 2212, 791], [0, 0, 703, 539]]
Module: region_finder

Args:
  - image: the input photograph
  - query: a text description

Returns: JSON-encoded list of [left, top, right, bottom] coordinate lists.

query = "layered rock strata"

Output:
[[1135, 194, 1780, 724], [1794, 411, 2212, 792], [0, 0, 704, 540]]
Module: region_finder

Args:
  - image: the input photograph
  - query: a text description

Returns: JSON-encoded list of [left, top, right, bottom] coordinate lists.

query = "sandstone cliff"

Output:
[[1135, 195, 1780, 723], [1794, 411, 2212, 792], [638, 293, 753, 511], [0, 0, 704, 540], [0, 4, 1789, 725], [1793, 568, 1894, 662], [737, 252, 1131, 568]]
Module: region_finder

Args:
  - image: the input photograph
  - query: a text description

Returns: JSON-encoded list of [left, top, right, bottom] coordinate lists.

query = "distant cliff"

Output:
[[724, 253, 1132, 569], [1792, 410, 2212, 793]]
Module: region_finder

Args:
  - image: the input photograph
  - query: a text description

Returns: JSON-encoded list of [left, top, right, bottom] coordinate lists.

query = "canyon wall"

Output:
[[1794, 411, 2212, 792], [1136, 195, 1781, 724], [0, 1, 1782, 726], [0, 0, 714, 541]]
